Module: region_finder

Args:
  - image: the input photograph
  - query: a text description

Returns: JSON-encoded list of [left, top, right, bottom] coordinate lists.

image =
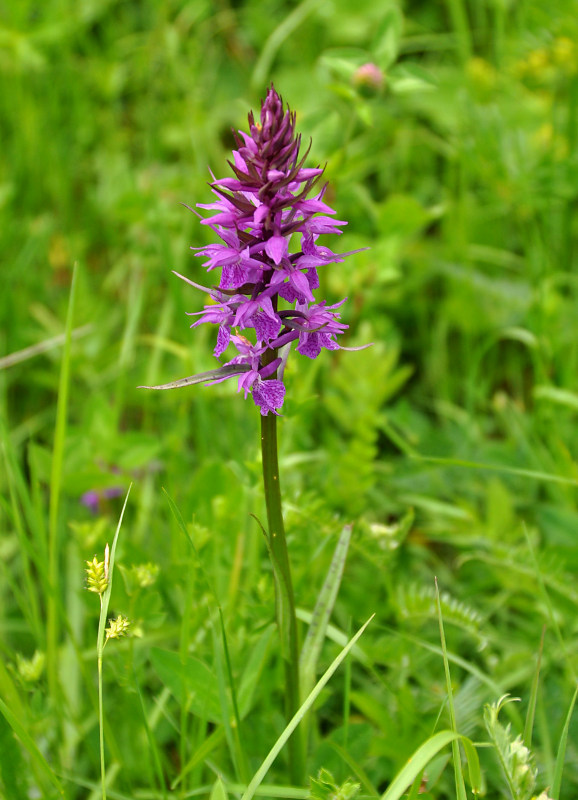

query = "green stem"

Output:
[[98, 646, 106, 800], [260, 410, 304, 784]]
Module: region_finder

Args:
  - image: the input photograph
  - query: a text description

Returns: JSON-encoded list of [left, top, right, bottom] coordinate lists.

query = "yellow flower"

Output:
[[105, 615, 131, 642], [85, 555, 108, 595]]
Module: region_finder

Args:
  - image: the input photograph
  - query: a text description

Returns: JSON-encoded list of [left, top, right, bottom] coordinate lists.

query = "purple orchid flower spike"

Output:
[[141, 85, 368, 414], [140, 87, 371, 780]]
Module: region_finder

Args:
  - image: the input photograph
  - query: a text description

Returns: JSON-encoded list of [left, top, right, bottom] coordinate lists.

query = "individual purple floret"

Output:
[[144, 85, 366, 414]]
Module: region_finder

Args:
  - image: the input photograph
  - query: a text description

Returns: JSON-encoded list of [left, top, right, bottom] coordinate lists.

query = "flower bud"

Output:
[[352, 63, 385, 96]]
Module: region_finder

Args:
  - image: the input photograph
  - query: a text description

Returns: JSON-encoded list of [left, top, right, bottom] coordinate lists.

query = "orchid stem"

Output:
[[260, 411, 304, 784]]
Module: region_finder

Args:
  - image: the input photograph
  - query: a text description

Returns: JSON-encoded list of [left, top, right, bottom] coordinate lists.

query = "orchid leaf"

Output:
[[139, 364, 250, 390]]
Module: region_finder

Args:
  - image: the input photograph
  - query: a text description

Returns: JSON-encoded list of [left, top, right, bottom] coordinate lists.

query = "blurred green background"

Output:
[[1, 0, 578, 797]]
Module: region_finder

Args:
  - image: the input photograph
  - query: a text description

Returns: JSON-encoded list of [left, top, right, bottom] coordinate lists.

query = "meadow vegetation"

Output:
[[1, 0, 578, 798]]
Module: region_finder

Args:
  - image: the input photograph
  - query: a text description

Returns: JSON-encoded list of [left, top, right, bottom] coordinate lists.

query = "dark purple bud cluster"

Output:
[[172, 85, 362, 415]]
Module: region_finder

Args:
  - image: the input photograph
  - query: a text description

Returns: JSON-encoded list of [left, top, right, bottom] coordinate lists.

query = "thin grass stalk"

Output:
[[47, 262, 78, 701], [406, 770, 426, 800], [524, 524, 577, 683], [342, 615, 353, 753], [218, 607, 250, 784], [435, 578, 467, 800], [443, 0, 472, 64], [98, 638, 106, 800], [1, 435, 42, 642], [551, 685, 578, 799], [179, 552, 195, 796], [523, 625, 546, 748], [329, 739, 379, 797], [95, 487, 131, 800]]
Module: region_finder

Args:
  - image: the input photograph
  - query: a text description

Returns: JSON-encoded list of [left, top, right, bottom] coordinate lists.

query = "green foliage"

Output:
[[396, 584, 485, 646], [309, 768, 360, 800], [323, 337, 412, 514], [484, 696, 537, 800], [1, 0, 578, 797], [149, 648, 222, 721]]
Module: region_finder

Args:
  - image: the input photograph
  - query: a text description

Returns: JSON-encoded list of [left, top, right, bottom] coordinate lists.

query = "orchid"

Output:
[[142, 85, 367, 783], [143, 85, 363, 415]]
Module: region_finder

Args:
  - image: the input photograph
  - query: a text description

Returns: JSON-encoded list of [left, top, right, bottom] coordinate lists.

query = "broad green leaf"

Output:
[[149, 648, 221, 722], [377, 194, 430, 240]]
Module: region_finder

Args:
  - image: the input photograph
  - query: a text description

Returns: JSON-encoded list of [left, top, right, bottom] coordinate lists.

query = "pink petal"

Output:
[[265, 235, 288, 265]]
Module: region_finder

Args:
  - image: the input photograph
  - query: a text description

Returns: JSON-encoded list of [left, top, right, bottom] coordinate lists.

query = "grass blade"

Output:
[[380, 730, 462, 800], [212, 609, 249, 784], [210, 776, 230, 800], [551, 685, 578, 800], [97, 485, 131, 655], [523, 625, 546, 748], [406, 769, 426, 800], [0, 705, 28, 800], [0, 323, 92, 369], [0, 697, 65, 797], [300, 523, 352, 699], [435, 578, 467, 800], [171, 728, 227, 790], [413, 454, 578, 488], [523, 524, 575, 682], [97, 485, 132, 800], [241, 615, 374, 800], [162, 487, 217, 598], [329, 739, 379, 797], [460, 735, 483, 796], [251, 0, 326, 90], [131, 667, 169, 800], [0, 427, 42, 641], [47, 261, 79, 700]]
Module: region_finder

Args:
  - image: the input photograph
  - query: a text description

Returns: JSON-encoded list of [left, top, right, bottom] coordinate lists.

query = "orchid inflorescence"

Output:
[[148, 85, 363, 415]]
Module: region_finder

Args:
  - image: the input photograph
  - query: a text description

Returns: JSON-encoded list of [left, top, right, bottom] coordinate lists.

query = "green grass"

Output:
[[1, 0, 578, 798]]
